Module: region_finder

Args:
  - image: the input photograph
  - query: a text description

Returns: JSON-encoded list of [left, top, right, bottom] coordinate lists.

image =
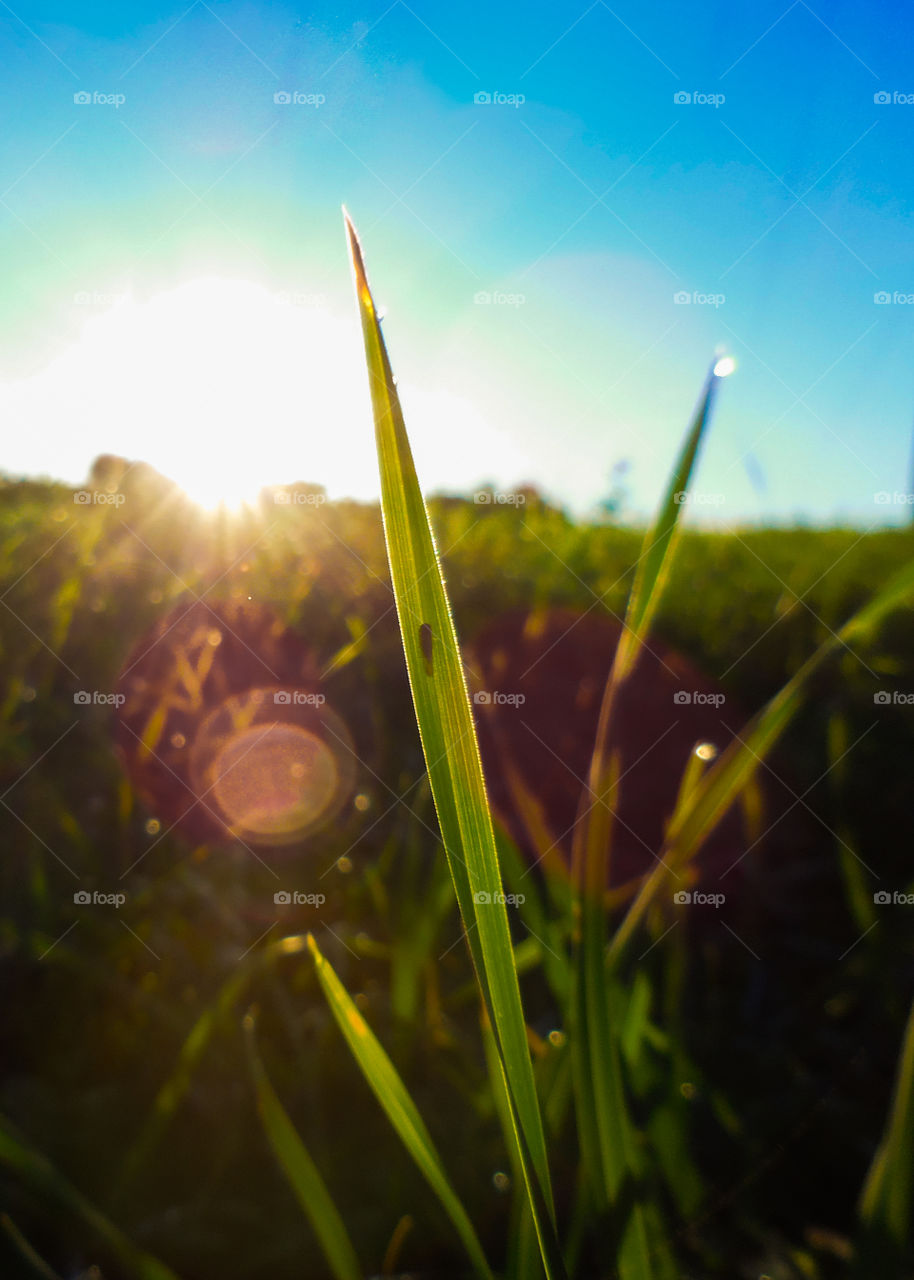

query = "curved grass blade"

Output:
[[0, 1214, 63, 1280], [244, 1015, 361, 1280], [613, 363, 725, 682], [307, 933, 494, 1280], [858, 991, 914, 1247], [0, 1116, 180, 1280], [344, 211, 563, 1278], [609, 553, 914, 966], [118, 934, 308, 1196]]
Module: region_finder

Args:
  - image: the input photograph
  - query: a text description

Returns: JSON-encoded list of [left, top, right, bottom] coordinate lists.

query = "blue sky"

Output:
[[1, 0, 913, 523]]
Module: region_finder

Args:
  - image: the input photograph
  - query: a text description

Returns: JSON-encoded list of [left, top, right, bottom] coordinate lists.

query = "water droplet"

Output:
[[337, 855, 353, 874], [492, 1171, 510, 1192], [713, 355, 736, 378], [695, 742, 718, 761], [145, 818, 161, 835], [354, 793, 370, 812]]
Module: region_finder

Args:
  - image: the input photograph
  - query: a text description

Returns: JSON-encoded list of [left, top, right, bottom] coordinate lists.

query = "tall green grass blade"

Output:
[[244, 1017, 361, 1280], [609, 554, 914, 966], [613, 365, 724, 681], [0, 1116, 181, 1280], [119, 935, 308, 1195], [345, 211, 563, 1276], [0, 1214, 63, 1280], [858, 991, 914, 1244], [307, 933, 494, 1280]]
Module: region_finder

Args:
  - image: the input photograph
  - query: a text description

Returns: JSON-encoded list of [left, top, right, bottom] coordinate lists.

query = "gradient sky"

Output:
[[1, 0, 913, 523]]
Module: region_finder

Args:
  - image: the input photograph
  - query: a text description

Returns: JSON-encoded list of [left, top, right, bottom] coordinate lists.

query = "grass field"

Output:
[[1, 447, 913, 1278]]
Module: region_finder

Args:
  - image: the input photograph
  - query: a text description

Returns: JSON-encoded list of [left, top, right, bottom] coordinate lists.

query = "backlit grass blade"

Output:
[[244, 1016, 361, 1280], [0, 1116, 180, 1280], [119, 934, 308, 1196], [858, 991, 914, 1246], [345, 211, 563, 1277], [572, 757, 675, 1279], [609, 553, 914, 965], [307, 934, 494, 1280], [613, 362, 727, 681]]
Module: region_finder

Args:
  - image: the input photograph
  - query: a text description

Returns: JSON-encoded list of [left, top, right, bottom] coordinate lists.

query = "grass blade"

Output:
[[344, 211, 563, 1277], [609, 553, 914, 966], [244, 1016, 361, 1280], [613, 362, 726, 681], [0, 1116, 181, 1280], [307, 933, 494, 1280], [858, 991, 914, 1246]]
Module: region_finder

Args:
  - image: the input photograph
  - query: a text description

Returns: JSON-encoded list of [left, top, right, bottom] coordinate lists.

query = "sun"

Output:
[[73, 278, 376, 511], [0, 275, 528, 511]]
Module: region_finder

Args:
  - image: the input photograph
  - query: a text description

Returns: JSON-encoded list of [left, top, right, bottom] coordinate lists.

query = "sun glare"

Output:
[[0, 277, 524, 511]]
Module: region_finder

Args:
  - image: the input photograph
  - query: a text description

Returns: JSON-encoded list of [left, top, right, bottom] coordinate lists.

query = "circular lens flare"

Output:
[[192, 689, 354, 846]]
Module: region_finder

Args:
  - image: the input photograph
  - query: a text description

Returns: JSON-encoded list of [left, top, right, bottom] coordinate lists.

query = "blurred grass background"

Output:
[[0, 467, 912, 1278]]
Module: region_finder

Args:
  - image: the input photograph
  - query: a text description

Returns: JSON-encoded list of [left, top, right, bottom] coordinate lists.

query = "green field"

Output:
[[0, 459, 913, 1278]]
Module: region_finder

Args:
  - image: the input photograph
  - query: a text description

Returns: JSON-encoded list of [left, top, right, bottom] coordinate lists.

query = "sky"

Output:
[[1, 0, 913, 523]]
